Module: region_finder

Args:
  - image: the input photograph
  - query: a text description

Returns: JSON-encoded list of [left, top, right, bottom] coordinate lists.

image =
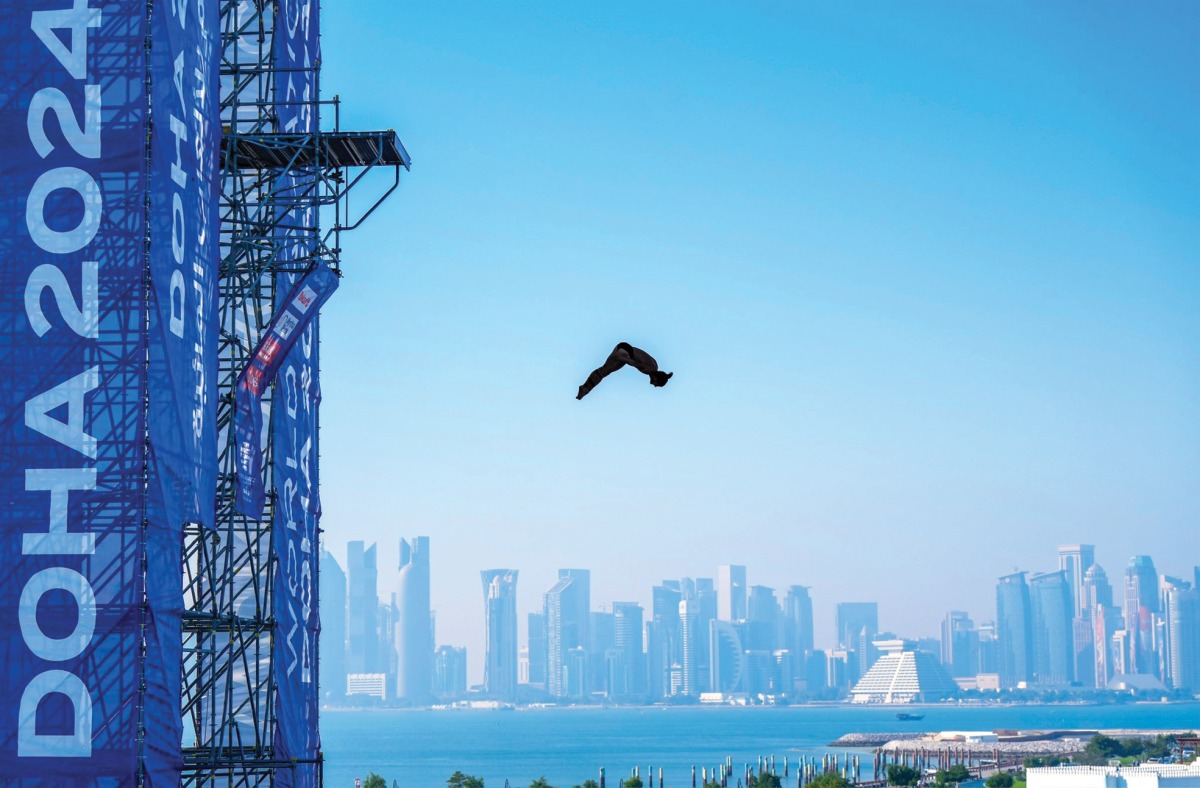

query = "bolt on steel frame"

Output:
[[180, 1, 409, 784]]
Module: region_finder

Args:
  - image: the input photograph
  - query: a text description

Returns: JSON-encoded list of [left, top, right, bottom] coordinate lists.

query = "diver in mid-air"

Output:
[[577, 342, 673, 400]]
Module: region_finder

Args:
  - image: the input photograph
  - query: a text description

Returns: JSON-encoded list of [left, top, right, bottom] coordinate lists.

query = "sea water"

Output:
[[321, 703, 1200, 788]]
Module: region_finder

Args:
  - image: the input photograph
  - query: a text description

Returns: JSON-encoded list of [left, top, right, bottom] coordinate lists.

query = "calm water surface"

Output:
[[321, 703, 1200, 788]]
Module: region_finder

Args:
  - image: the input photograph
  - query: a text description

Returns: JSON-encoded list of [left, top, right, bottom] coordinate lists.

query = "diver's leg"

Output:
[[577, 351, 628, 399]]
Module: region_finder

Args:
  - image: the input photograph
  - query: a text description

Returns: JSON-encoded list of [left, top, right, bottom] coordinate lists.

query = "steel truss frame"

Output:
[[180, 1, 407, 784]]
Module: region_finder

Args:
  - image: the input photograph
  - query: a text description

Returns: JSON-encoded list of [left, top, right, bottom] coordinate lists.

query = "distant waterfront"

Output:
[[321, 703, 1200, 788]]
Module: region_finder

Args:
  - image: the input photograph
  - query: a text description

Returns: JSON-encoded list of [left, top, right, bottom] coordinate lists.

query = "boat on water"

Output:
[[896, 712, 925, 721]]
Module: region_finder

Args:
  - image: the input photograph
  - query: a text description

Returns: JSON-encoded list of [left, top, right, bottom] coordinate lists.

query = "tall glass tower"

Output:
[[320, 549, 348, 702], [396, 537, 432, 703], [717, 564, 747, 621], [997, 572, 1033, 688], [481, 569, 519, 700], [545, 569, 590, 697], [785, 586, 815, 657], [1029, 571, 1074, 685], [346, 541, 380, 674]]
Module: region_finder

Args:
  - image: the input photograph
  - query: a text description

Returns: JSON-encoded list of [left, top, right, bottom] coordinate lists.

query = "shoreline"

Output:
[[321, 699, 1200, 712], [831, 728, 1195, 751]]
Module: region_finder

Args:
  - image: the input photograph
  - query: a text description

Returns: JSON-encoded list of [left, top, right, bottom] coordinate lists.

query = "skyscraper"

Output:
[[717, 564, 747, 621], [1029, 571, 1074, 685], [997, 572, 1033, 688], [784, 586, 815, 657], [481, 569, 519, 701], [709, 620, 745, 693], [346, 541, 380, 674], [319, 549, 347, 703], [613, 602, 645, 697], [835, 601, 879, 679], [835, 602, 879, 650], [526, 611, 547, 687], [1166, 584, 1200, 691], [1057, 544, 1096, 618], [590, 611, 615, 694], [941, 611, 977, 679], [976, 621, 999, 675], [1083, 563, 1118, 687], [1124, 555, 1159, 675], [747, 585, 780, 652], [395, 536, 432, 704], [545, 569, 590, 698], [379, 595, 399, 696], [693, 578, 717, 691], [433, 645, 467, 699], [679, 598, 699, 696], [649, 581, 682, 699]]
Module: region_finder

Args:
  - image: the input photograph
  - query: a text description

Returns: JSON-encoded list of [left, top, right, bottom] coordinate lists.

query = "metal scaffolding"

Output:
[[180, 0, 408, 783]]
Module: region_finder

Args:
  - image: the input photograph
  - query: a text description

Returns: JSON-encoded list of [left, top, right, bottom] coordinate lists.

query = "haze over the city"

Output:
[[313, 3, 1198, 681]]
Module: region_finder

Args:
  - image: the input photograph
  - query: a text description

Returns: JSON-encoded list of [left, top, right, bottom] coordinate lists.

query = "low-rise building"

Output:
[[1027, 763, 1200, 787]]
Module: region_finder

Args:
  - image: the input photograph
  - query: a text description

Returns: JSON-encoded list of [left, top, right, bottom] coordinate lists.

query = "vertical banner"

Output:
[[273, 0, 323, 784], [144, 0, 219, 782], [0, 0, 147, 782], [234, 263, 339, 519]]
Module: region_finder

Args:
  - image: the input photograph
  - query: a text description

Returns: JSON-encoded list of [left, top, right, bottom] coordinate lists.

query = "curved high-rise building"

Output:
[[709, 620, 745, 693], [395, 536, 432, 703], [997, 571, 1033, 688]]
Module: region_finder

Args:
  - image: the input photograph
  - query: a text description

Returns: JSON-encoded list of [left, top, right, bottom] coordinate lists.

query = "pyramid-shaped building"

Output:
[[851, 639, 958, 703]]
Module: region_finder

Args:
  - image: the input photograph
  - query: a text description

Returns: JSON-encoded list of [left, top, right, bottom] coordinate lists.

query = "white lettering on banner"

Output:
[[19, 568, 97, 661], [25, 260, 98, 339], [25, 367, 99, 458], [280, 323, 317, 690], [168, 56, 188, 339], [188, 0, 214, 451], [17, 0, 104, 760], [27, 85, 101, 159], [26, 166, 102, 254], [23, 469, 97, 556], [18, 671, 92, 757]]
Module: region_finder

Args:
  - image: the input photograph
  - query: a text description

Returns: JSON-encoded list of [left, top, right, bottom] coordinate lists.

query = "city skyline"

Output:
[[323, 536, 1199, 689], [313, 1, 1198, 700]]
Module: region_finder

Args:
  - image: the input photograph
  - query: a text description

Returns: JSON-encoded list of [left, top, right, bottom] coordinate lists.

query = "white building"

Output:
[[850, 639, 957, 703], [1027, 763, 1200, 788], [346, 672, 388, 700]]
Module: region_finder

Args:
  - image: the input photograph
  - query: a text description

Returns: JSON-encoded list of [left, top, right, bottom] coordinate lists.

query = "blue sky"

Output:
[[314, 2, 1198, 681]]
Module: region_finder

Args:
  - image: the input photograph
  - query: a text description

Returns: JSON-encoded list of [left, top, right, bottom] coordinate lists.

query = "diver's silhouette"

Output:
[[577, 342, 672, 399]]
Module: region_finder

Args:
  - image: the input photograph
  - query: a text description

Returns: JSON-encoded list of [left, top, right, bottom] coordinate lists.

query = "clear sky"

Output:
[[314, 2, 1198, 683]]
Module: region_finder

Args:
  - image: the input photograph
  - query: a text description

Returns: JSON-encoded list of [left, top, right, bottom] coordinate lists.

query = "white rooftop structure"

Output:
[[1027, 763, 1200, 787], [850, 639, 958, 703]]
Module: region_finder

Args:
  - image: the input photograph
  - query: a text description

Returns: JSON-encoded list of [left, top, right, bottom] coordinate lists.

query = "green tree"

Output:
[[573, 781, 600, 788], [984, 774, 1013, 788], [530, 779, 555, 788], [807, 774, 853, 788], [1024, 755, 1067, 768], [447, 771, 485, 788], [748, 774, 782, 788], [1076, 734, 1125, 765], [934, 764, 972, 785], [886, 764, 921, 786], [362, 774, 386, 788], [621, 777, 643, 788]]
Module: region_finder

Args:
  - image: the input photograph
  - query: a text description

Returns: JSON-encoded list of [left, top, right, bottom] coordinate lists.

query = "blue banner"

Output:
[[0, 0, 147, 781], [273, 1, 323, 783], [234, 262, 338, 519], [144, 0, 220, 782]]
